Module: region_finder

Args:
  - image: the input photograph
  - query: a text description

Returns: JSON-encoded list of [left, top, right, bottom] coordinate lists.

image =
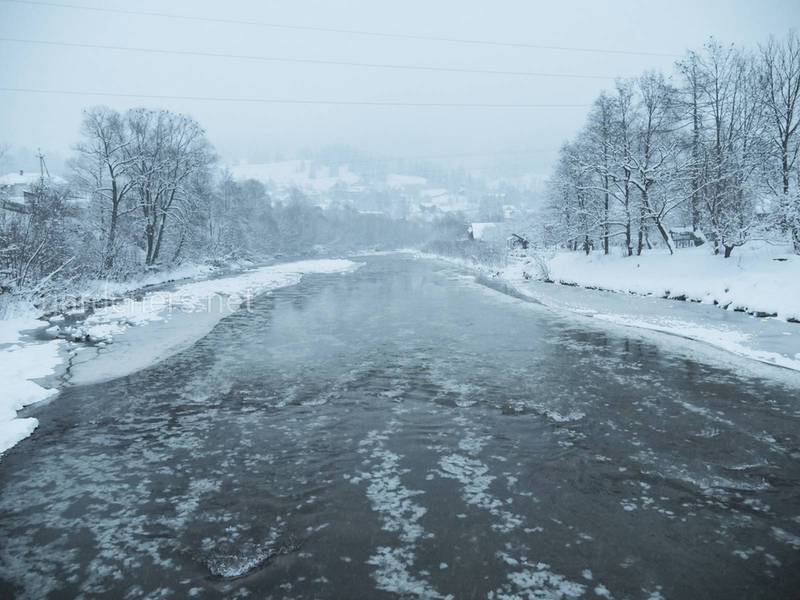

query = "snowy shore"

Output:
[[418, 247, 800, 373], [534, 244, 800, 323], [0, 259, 361, 456]]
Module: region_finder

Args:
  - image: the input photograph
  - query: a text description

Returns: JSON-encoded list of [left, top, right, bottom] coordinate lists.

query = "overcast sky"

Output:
[[1, 0, 798, 176]]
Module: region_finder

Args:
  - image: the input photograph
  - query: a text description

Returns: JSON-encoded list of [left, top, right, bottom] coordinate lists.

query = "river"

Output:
[[1, 254, 798, 599]]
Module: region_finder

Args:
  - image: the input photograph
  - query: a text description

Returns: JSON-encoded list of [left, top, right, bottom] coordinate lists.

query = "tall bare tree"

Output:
[[585, 93, 615, 254], [695, 40, 767, 256], [124, 109, 214, 266], [627, 72, 687, 254], [72, 107, 137, 270], [677, 51, 708, 233]]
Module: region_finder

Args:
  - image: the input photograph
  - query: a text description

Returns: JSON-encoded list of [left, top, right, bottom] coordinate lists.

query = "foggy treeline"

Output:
[[539, 32, 800, 258], [4, 31, 799, 307], [0, 107, 433, 301]]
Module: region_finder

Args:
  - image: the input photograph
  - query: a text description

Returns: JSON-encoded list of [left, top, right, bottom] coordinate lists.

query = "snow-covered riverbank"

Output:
[[0, 315, 63, 453], [417, 248, 800, 373], [530, 244, 800, 322], [0, 259, 362, 456]]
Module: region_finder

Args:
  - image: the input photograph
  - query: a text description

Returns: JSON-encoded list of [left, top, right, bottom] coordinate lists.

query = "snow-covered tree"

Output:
[[759, 30, 800, 253], [695, 41, 768, 256], [124, 109, 215, 266], [629, 72, 682, 254], [540, 36, 790, 259], [72, 107, 137, 270]]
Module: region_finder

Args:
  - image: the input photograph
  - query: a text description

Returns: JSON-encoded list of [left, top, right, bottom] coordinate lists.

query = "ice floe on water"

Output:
[[205, 521, 297, 579], [490, 552, 587, 600], [367, 547, 451, 599], [431, 415, 611, 599], [358, 445, 427, 543], [435, 425, 525, 533], [770, 526, 800, 549], [353, 426, 447, 598], [457, 433, 490, 454], [437, 453, 524, 533], [434, 378, 481, 407], [541, 409, 586, 423], [594, 583, 613, 598]]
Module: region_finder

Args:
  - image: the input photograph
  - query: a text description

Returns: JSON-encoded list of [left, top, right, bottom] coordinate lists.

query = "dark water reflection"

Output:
[[1, 255, 799, 599]]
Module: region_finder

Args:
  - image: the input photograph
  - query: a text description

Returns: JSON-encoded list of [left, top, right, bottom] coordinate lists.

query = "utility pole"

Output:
[[37, 148, 50, 187]]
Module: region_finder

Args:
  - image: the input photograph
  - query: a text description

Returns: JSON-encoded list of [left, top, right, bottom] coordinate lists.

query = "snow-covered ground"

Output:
[[0, 259, 361, 457], [77, 262, 220, 303], [0, 313, 63, 453], [537, 244, 799, 322]]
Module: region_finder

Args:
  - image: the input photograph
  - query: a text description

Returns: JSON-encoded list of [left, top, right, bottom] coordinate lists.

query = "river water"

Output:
[[1, 255, 799, 599]]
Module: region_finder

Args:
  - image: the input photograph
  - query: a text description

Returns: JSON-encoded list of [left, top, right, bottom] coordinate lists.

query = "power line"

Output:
[[0, 37, 624, 81], [402, 149, 558, 160], [0, 86, 591, 108], [282, 149, 559, 165], [0, 0, 680, 58]]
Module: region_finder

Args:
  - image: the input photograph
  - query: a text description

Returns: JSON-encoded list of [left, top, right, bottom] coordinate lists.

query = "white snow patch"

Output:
[[0, 313, 46, 344], [0, 338, 62, 454], [544, 245, 800, 322]]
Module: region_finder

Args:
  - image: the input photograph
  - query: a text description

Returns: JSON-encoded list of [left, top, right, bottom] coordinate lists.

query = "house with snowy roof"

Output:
[[0, 170, 67, 213]]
